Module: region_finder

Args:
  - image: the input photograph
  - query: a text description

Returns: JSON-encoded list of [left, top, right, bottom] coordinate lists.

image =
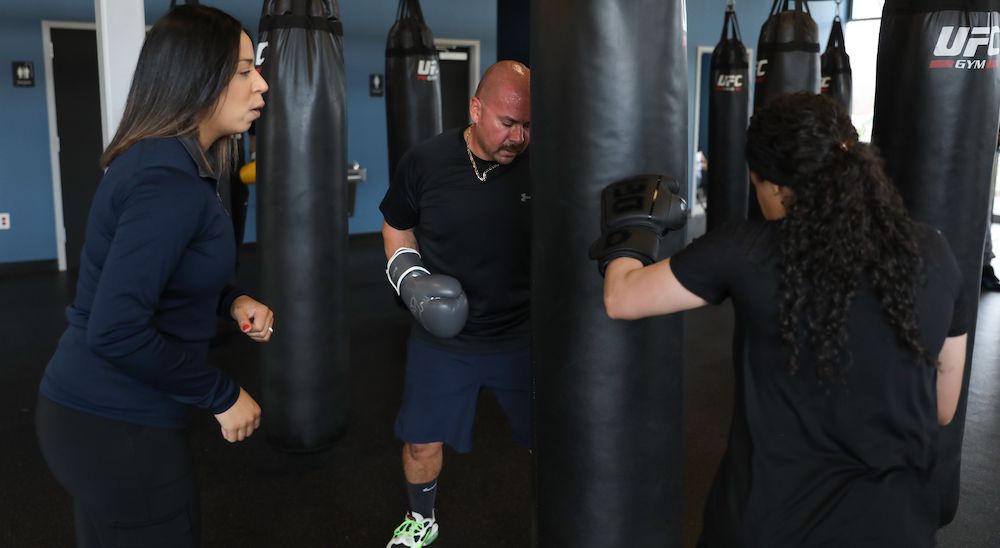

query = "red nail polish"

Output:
[[242, 323, 250, 332]]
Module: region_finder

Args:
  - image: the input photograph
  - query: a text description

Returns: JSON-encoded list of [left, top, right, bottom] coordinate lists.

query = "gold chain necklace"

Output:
[[464, 128, 499, 182]]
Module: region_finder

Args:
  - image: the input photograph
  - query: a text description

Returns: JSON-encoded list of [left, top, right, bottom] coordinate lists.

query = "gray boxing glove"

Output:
[[386, 247, 469, 338]]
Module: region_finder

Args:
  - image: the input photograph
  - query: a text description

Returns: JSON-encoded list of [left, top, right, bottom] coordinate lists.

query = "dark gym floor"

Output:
[[1, 229, 998, 547]]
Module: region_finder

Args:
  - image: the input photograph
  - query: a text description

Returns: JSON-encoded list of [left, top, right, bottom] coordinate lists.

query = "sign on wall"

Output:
[[12, 61, 34, 87]]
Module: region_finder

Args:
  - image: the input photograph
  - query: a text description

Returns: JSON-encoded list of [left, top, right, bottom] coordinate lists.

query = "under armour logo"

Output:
[[520, 193, 532, 202]]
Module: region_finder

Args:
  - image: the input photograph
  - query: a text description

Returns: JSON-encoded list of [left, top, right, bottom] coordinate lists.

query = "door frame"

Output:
[[692, 46, 714, 199], [43, 20, 96, 272], [434, 38, 481, 100]]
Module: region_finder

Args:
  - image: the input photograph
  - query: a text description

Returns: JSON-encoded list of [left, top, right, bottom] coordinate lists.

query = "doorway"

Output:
[[43, 22, 103, 272], [435, 38, 480, 131]]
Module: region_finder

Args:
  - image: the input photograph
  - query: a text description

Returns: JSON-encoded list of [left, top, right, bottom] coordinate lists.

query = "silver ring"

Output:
[[268, 327, 274, 334]]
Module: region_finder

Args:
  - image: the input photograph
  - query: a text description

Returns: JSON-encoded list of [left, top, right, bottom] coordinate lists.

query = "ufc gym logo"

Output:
[[255, 41, 268, 67], [756, 59, 768, 82], [416, 58, 439, 81], [715, 73, 744, 91], [930, 26, 1000, 70]]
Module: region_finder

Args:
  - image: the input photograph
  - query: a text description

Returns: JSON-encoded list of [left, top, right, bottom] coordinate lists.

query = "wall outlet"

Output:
[[0, 213, 9, 230]]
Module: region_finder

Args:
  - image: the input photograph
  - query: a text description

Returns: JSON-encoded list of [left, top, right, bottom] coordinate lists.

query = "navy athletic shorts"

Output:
[[394, 333, 533, 453]]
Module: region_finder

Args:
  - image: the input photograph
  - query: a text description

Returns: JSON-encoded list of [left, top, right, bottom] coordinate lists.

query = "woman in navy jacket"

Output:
[[35, 6, 272, 547]]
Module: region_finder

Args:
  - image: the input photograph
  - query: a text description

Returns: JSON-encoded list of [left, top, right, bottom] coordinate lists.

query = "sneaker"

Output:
[[386, 511, 439, 548]]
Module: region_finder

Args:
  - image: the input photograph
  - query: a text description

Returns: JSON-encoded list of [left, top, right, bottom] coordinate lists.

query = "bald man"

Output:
[[380, 60, 532, 548]]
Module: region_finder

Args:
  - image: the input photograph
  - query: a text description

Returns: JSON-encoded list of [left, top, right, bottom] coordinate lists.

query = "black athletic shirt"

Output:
[[670, 220, 967, 548], [379, 128, 531, 352]]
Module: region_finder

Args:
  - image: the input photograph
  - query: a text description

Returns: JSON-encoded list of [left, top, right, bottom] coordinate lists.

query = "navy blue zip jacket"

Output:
[[40, 136, 245, 429]]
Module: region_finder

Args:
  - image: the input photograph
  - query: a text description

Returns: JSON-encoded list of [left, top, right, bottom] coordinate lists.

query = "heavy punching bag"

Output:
[[707, 4, 750, 231], [256, 0, 349, 452], [532, 0, 687, 545], [754, 0, 820, 112], [820, 13, 852, 111], [751, 0, 819, 219], [871, 0, 1000, 525], [385, 0, 442, 182], [705, 15, 753, 538]]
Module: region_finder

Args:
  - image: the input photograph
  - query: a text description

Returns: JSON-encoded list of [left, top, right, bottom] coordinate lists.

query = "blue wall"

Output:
[[0, 1, 851, 265], [0, 20, 56, 263], [245, 1, 497, 243], [0, 0, 496, 265], [339, 1, 497, 238]]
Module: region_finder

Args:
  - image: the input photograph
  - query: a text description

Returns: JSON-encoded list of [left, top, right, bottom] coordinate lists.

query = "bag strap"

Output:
[[259, 15, 342, 35], [826, 17, 845, 50], [775, 0, 812, 15], [720, 6, 743, 43], [770, 0, 783, 17], [408, 0, 427, 22]]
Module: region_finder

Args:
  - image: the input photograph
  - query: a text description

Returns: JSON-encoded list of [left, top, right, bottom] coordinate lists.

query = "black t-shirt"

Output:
[[379, 128, 531, 352], [671, 221, 967, 548]]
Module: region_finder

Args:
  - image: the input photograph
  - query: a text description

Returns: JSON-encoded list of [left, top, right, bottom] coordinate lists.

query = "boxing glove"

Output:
[[589, 174, 688, 276], [386, 247, 469, 338]]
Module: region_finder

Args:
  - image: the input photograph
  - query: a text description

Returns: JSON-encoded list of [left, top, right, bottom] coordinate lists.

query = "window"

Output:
[[850, 0, 884, 21], [844, 18, 881, 141]]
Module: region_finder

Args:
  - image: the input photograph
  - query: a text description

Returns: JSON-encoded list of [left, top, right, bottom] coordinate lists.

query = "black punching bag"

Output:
[[707, 5, 750, 231], [256, 0, 349, 452], [820, 14, 852, 111], [754, 0, 820, 112], [385, 0, 442, 181], [532, 0, 687, 545], [751, 0, 819, 219], [872, 0, 1000, 525]]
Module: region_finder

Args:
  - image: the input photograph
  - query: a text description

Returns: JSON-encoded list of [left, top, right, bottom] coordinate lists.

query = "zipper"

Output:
[[215, 180, 231, 218]]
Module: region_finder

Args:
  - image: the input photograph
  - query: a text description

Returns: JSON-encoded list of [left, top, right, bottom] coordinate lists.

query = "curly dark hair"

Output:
[[746, 93, 933, 381]]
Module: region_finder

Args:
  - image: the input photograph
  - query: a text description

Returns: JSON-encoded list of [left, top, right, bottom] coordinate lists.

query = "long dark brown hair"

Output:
[[746, 93, 934, 381], [99, 4, 244, 172]]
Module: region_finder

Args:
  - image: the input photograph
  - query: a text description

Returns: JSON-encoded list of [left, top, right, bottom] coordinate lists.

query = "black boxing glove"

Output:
[[589, 174, 688, 276]]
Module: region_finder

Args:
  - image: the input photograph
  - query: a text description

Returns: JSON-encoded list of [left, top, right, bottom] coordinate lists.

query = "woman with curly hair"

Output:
[[600, 93, 968, 547]]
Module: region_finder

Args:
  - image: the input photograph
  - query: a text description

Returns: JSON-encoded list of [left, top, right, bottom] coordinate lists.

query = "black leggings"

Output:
[[35, 396, 200, 548]]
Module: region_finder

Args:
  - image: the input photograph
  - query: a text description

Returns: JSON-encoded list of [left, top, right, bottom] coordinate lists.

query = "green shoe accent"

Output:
[[386, 512, 439, 548]]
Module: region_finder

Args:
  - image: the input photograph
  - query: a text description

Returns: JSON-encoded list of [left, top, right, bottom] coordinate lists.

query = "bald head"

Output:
[[467, 60, 531, 165], [474, 60, 530, 103]]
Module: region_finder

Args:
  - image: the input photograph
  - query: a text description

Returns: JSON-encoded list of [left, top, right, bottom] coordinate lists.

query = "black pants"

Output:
[[35, 396, 200, 547]]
